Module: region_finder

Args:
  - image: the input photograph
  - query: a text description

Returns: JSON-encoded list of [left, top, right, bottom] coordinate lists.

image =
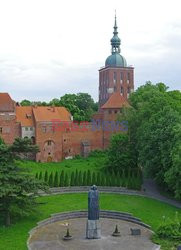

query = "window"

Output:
[[113, 72, 117, 83], [109, 110, 112, 114], [30, 127, 33, 131], [25, 127, 28, 131], [120, 72, 123, 83], [0, 127, 2, 134], [42, 126, 46, 133], [121, 86, 124, 95], [115, 110, 117, 114], [127, 87, 130, 94], [127, 72, 130, 83], [47, 140, 51, 145]]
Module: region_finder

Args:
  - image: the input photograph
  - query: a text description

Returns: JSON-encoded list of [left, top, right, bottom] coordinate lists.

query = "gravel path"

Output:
[[142, 179, 181, 209]]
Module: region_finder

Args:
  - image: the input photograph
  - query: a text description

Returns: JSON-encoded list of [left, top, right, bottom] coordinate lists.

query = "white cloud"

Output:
[[0, 0, 180, 101]]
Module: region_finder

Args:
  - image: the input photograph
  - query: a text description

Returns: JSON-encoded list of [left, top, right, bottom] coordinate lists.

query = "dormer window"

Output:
[[26, 114, 31, 119]]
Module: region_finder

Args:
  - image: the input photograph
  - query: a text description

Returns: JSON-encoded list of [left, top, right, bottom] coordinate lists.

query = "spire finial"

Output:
[[110, 12, 121, 54], [114, 10, 117, 28]]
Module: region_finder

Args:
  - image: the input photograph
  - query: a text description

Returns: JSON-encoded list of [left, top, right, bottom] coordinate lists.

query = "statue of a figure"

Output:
[[86, 185, 101, 239], [88, 185, 99, 220]]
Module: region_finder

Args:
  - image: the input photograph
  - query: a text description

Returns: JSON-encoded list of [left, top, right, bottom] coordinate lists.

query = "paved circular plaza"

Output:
[[28, 218, 160, 250]]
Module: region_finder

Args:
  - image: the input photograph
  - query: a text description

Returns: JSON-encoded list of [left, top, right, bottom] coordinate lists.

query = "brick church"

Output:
[[0, 16, 134, 162]]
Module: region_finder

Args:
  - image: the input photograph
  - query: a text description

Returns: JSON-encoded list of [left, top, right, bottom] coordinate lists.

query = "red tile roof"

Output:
[[101, 93, 129, 109], [16, 106, 34, 126], [0, 93, 15, 112], [33, 106, 71, 122]]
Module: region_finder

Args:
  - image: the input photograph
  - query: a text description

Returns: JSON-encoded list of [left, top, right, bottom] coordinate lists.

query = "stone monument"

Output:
[[86, 185, 101, 239]]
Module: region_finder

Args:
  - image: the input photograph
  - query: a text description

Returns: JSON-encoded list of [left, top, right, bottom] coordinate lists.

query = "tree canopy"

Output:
[[0, 138, 46, 226], [118, 82, 181, 198], [20, 92, 98, 121]]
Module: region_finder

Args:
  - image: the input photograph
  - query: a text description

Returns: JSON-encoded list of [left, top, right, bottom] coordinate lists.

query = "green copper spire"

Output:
[[111, 13, 121, 54], [105, 14, 127, 67]]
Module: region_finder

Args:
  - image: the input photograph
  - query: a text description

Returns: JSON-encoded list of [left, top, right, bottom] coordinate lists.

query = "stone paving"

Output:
[[28, 218, 160, 250]]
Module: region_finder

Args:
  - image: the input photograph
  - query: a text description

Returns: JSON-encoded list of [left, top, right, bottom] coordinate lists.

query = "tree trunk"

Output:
[[5, 210, 11, 227]]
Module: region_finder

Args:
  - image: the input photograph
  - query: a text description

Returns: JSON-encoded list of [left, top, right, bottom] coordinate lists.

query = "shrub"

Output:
[[54, 171, 59, 187], [156, 213, 181, 240], [75, 169, 79, 186], [48, 172, 53, 187], [39, 171, 42, 180], [78, 171, 82, 186], [82, 171, 87, 186], [89, 149, 105, 157], [64, 173, 69, 186], [87, 170, 92, 186], [44, 171, 48, 183], [60, 171, 65, 187], [97, 173, 101, 186], [92, 172, 96, 185], [70, 172, 75, 186]]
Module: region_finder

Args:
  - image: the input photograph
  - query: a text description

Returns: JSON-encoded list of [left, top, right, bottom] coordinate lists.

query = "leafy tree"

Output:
[[20, 99, 32, 106], [121, 81, 181, 198], [106, 133, 136, 173]]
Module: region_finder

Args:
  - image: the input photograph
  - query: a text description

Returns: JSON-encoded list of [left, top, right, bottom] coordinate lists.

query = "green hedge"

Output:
[[35, 168, 142, 190]]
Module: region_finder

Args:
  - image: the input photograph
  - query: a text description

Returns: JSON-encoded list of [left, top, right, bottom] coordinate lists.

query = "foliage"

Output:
[[21, 93, 98, 122], [0, 141, 46, 226], [10, 138, 39, 160], [119, 82, 181, 199], [106, 133, 137, 173], [156, 212, 181, 240]]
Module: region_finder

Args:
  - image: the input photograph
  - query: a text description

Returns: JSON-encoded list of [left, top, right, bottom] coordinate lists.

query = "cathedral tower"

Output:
[[99, 15, 134, 107]]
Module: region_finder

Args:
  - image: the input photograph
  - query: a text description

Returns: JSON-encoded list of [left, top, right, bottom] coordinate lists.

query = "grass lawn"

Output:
[[17, 154, 106, 177], [0, 193, 180, 250]]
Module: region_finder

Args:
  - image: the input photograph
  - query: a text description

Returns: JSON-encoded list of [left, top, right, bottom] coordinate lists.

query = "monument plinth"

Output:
[[86, 185, 101, 239]]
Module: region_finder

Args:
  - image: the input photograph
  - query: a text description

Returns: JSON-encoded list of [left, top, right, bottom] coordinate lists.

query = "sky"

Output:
[[0, 0, 181, 102]]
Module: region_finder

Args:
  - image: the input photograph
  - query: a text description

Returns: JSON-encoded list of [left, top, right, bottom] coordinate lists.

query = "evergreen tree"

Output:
[[48, 172, 54, 187], [70, 172, 75, 186], [64, 173, 69, 186], [87, 170, 92, 186], [78, 171, 82, 186], [92, 172, 96, 185], [97, 173, 101, 186], [82, 171, 87, 186], [54, 171, 59, 187], [75, 169, 79, 186], [0, 138, 47, 226], [60, 171, 65, 187], [44, 171, 48, 183], [101, 175, 106, 186], [39, 171, 42, 180]]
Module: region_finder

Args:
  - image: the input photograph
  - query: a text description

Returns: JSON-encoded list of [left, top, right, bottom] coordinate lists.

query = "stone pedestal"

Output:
[[86, 220, 101, 239]]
